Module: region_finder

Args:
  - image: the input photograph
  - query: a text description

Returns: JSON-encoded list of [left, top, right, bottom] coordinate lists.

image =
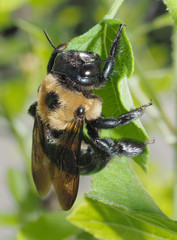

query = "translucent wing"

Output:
[[32, 114, 83, 210], [32, 115, 52, 196], [49, 119, 83, 210]]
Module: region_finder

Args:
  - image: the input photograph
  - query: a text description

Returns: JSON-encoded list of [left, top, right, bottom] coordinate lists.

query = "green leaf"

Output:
[[67, 19, 149, 170], [0, 0, 28, 13], [58, 6, 82, 27], [0, 78, 28, 117], [7, 168, 42, 214], [89, 158, 164, 215], [17, 212, 79, 240], [16, 19, 44, 40], [68, 158, 177, 239], [143, 69, 173, 93], [69, 198, 177, 240], [7, 168, 29, 204], [163, 0, 177, 25], [73, 231, 97, 240], [0, 12, 11, 29], [0, 213, 19, 225]]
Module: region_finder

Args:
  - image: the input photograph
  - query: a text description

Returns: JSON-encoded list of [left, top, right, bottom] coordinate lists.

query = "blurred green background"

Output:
[[0, 0, 176, 239]]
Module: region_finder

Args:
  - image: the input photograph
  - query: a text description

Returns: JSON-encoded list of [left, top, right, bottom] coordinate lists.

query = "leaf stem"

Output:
[[1, 104, 31, 178], [103, 0, 124, 20], [135, 60, 176, 135], [162, 0, 177, 219], [172, 26, 177, 219]]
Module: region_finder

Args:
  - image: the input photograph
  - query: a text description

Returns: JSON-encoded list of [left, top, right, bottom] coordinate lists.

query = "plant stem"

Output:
[[162, 0, 177, 219], [173, 26, 177, 219], [1, 104, 31, 178], [135, 60, 176, 135], [103, 0, 124, 20]]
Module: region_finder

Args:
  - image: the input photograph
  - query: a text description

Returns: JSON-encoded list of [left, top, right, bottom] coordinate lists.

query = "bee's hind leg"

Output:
[[79, 137, 112, 175], [79, 135, 150, 175], [79, 122, 153, 175]]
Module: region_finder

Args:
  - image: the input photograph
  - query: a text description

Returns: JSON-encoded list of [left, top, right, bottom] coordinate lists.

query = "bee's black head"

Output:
[[50, 50, 102, 87]]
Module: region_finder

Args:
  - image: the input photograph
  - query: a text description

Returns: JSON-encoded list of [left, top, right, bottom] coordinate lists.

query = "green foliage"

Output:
[[0, 79, 28, 117], [163, 0, 177, 25], [7, 169, 29, 205], [17, 212, 78, 240], [69, 158, 177, 239], [88, 158, 163, 215], [69, 198, 177, 240], [0, 0, 176, 239]]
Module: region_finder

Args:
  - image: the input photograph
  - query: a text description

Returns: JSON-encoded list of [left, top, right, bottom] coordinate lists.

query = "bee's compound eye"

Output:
[[45, 91, 60, 110], [79, 64, 99, 77]]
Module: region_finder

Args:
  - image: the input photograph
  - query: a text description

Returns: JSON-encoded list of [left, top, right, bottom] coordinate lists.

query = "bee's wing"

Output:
[[32, 115, 52, 196], [49, 164, 79, 211], [49, 119, 83, 210]]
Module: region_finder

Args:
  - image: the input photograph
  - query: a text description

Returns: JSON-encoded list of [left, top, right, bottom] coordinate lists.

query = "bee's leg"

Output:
[[93, 137, 150, 158], [80, 123, 152, 175], [87, 123, 150, 157], [88, 100, 152, 129], [28, 101, 37, 117], [79, 137, 112, 175], [79, 134, 150, 175], [101, 24, 125, 82]]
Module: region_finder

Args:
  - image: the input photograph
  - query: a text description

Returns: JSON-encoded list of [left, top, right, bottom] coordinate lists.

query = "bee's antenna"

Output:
[[43, 29, 57, 51]]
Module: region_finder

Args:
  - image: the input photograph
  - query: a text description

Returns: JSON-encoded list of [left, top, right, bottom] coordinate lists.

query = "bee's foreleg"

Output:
[[88, 100, 152, 129], [101, 24, 125, 82]]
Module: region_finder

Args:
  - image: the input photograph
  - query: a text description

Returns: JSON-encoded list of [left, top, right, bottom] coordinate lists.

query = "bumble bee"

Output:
[[28, 24, 152, 211]]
